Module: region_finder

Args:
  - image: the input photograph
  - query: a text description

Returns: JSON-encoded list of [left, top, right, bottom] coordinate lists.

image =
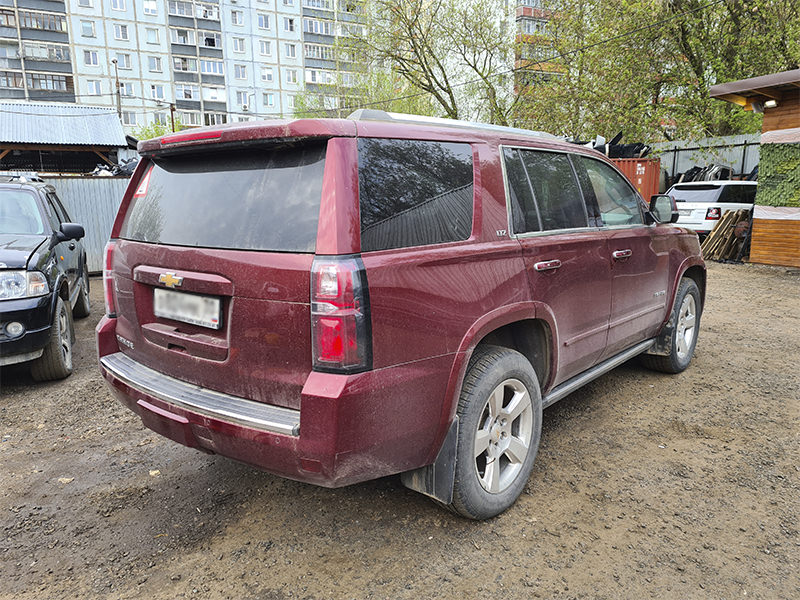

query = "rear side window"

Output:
[[504, 148, 587, 232], [358, 139, 473, 252], [119, 143, 327, 252], [719, 185, 757, 204]]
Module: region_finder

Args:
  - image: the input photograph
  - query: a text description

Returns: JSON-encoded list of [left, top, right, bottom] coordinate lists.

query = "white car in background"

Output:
[[667, 181, 757, 240]]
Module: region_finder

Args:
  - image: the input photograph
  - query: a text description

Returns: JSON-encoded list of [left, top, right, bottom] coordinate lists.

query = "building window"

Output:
[[170, 28, 195, 45], [231, 10, 243, 25], [303, 18, 332, 36], [263, 92, 274, 107], [200, 31, 221, 48], [305, 43, 333, 60], [173, 56, 197, 72], [148, 56, 162, 72], [236, 90, 248, 106], [204, 113, 227, 126], [195, 2, 219, 20], [18, 11, 67, 32], [232, 37, 245, 53], [302, 0, 332, 9], [119, 82, 134, 96], [116, 52, 131, 69], [285, 69, 297, 84], [111, 0, 126, 10], [180, 111, 201, 126], [257, 13, 270, 29], [78, 0, 92, 7], [175, 83, 198, 99], [285, 43, 296, 58], [22, 42, 70, 62], [87, 80, 101, 95], [168, 1, 192, 16], [0, 71, 24, 88], [80, 20, 95, 37], [143, 0, 157, 15], [341, 0, 363, 13], [150, 84, 165, 100], [114, 23, 129, 40], [306, 69, 334, 84], [287, 95, 295, 109], [154, 112, 168, 126], [284, 17, 295, 32], [203, 86, 224, 101], [234, 64, 247, 79], [146, 28, 159, 44], [26, 72, 70, 92], [259, 40, 271, 56], [283, 0, 294, 5], [261, 67, 273, 82], [199, 59, 224, 75], [520, 18, 549, 35], [122, 111, 137, 126], [83, 50, 99, 66]]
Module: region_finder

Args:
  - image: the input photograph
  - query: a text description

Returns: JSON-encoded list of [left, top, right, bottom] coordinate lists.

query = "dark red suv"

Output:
[[97, 111, 705, 519]]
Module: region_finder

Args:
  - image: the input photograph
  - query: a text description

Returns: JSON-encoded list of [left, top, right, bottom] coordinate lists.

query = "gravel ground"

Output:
[[1, 261, 799, 600]]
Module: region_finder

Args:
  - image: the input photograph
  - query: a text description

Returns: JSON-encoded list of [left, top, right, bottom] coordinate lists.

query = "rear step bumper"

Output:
[[101, 352, 300, 436]]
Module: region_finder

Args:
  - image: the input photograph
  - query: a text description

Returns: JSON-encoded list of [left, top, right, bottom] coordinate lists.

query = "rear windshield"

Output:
[[119, 143, 327, 252], [669, 185, 721, 203]]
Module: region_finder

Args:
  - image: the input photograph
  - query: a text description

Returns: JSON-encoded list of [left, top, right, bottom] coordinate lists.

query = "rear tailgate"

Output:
[[110, 142, 328, 410]]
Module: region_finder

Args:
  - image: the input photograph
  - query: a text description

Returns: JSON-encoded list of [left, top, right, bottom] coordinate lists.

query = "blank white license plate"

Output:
[[678, 209, 693, 216], [153, 288, 221, 330]]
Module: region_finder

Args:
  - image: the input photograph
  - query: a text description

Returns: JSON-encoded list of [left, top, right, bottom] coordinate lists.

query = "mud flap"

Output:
[[400, 416, 458, 504], [646, 307, 676, 357]]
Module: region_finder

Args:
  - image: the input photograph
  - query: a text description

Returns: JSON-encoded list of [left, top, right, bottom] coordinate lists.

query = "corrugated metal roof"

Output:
[[0, 102, 127, 147]]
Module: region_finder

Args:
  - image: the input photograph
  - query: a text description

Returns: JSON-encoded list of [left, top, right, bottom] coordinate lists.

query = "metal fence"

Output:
[[43, 176, 129, 273], [650, 134, 761, 179]]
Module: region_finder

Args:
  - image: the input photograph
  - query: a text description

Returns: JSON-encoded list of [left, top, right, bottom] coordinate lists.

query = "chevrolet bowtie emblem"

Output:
[[158, 272, 183, 288]]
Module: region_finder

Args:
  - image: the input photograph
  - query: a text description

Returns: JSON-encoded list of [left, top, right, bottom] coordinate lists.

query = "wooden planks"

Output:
[[749, 219, 800, 268], [700, 209, 752, 261]]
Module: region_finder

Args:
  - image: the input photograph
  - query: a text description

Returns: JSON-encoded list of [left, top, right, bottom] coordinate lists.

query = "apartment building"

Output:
[[514, 0, 560, 87], [0, 0, 361, 131]]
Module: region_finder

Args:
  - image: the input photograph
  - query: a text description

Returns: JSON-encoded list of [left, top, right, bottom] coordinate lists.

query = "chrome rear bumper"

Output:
[[100, 352, 300, 436]]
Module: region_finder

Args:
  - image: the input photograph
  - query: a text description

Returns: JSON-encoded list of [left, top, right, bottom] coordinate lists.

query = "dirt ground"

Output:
[[1, 261, 798, 600]]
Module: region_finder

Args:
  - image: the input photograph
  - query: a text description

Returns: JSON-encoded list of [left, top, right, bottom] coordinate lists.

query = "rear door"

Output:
[[575, 156, 670, 360], [112, 141, 328, 410], [503, 147, 612, 386]]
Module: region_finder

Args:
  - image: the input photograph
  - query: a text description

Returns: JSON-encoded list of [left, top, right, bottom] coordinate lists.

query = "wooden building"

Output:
[[710, 70, 800, 268]]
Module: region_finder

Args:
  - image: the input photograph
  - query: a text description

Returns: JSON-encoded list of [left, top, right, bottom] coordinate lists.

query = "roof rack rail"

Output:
[[347, 109, 559, 139]]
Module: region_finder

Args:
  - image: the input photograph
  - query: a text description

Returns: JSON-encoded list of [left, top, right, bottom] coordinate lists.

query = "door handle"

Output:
[[612, 249, 632, 260], [533, 259, 562, 272], [68, 242, 76, 250]]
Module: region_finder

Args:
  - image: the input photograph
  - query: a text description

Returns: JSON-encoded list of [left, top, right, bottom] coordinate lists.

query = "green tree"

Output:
[[132, 118, 184, 141]]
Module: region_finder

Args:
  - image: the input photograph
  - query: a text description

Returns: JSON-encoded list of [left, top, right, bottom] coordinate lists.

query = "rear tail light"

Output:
[[311, 256, 372, 374], [706, 207, 721, 220], [103, 241, 117, 318]]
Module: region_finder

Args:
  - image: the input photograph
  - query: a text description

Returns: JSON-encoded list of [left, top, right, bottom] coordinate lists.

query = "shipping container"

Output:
[[612, 158, 661, 201]]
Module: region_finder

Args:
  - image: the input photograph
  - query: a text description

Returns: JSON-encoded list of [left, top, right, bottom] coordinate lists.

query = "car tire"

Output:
[[72, 266, 91, 319], [641, 277, 701, 374], [31, 296, 74, 381], [449, 345, 542, 520]]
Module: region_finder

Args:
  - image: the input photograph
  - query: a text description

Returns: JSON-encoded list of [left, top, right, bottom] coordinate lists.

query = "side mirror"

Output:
[[649, 195, 678, 224], [56, 223, 86, 242]]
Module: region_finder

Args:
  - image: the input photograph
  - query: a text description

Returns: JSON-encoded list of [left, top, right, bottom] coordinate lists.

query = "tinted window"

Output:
[[358, 139, 473, 252], [719, 185, 757, 204], [119, 143, 326, 252], [502, 148, 539, 233], [48, 192, 72, 222], [519, 150, 587, 231], [0, 190, 46, 234], [579, 157, 643, 226]]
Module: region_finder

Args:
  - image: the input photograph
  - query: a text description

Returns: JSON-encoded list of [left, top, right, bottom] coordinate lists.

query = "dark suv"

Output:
[[98, 112, 705, 519], [0, 177, 90, 380]]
